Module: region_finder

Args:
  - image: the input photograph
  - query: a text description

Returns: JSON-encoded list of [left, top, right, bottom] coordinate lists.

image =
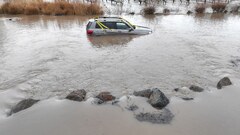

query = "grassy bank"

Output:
[[0, 0, 103, 15]]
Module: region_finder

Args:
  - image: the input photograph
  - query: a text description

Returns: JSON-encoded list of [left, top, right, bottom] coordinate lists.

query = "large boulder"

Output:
[[189, 85, 204, 92], [135, 108, 174, 124], [66, 89, 86, 102], [133, 89, 153, 98], [9, 99, 39, 116], [217, 77, 232, 89], [96, 92, 115, 102], [148, 88, 169, 109]]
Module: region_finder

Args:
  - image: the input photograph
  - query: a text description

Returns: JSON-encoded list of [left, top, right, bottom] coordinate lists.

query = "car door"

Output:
[[101, 22, 118, 35], [116, 22, 133, 35]]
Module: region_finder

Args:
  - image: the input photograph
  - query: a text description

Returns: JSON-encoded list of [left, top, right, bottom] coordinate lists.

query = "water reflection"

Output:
[[87, 35, 138, 47], [1, 15, 90, 29], [210, 13, 226, 20]]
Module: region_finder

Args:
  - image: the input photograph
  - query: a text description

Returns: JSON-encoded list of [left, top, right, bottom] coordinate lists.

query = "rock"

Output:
[[174, 88, 179, 92], [66, 89, 86, 102], [129, 12, 135, 15], [163, 8, 170, 14], [187, 10, 193, 15], [135, 108, 174, 124], [92, 98, 104, 104], [111, 100, 119, 105], [133, 89, 152, 98], [9, 99, 39, 116], [96, 92, 115, 102], [126, 105, 139, 111], [174, 87, 194, 100], [182, 97, 194, 100], [189, 85, 204, 92], [217, 77, 232, 89], [224, 10, 228, 13], [148, 88, 169, 109], [230, 58, 240, 67]]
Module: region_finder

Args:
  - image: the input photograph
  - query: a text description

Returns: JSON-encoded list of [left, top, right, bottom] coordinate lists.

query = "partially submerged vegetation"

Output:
[[0, 0, 103, 15], [195, 3, 206, 14], [211, 2, 227, 13], [0, 0, 238, 16], [142, 6, 155, 15]]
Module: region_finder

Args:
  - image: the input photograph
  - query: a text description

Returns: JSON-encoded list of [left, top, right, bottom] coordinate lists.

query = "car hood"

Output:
[[134, 25, 152, 34]]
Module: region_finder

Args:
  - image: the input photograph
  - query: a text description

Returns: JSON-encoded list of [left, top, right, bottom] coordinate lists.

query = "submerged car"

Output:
[[86, 17, 152, 36]]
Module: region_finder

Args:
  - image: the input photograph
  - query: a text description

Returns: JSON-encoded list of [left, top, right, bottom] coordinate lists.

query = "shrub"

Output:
[[212, 3, 227, 13], [195, 4, 206, 14], [163, 8, 170, 14], [24, 4, 40, 15], [86, 4, 103, 15], [230, 5, 240, 13], [143, 6, 156, 15], [0, 0, 103, 15]]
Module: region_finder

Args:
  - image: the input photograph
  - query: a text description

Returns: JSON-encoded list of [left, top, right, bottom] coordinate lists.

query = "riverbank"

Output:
[[0, 79, 240, 135], [0, 0, 239, 16]]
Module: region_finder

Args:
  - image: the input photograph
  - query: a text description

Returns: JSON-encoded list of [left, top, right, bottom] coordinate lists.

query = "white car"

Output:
[[86, 17, 152, 36]]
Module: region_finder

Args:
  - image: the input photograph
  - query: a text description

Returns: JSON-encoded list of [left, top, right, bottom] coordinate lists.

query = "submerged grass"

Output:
[[0, 0, 103, 15]]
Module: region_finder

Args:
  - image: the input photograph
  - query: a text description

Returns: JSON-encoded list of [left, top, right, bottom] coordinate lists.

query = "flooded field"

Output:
[[0, 14, 240, 135]]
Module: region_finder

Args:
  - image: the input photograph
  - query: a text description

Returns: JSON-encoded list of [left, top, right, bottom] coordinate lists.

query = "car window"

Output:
[[116, 22, 130, 29], [87, 22, 92, 29], [95, 22, 116, 29]]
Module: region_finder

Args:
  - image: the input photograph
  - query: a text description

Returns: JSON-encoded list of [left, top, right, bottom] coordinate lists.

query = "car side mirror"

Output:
[[128, 28, 134, 32]]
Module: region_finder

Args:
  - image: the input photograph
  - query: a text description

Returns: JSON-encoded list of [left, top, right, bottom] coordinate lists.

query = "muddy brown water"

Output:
[[0, 14, 240, 100]]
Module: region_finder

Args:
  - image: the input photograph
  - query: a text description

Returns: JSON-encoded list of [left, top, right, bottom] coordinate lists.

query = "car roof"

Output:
[[91, 17, 125, 22]]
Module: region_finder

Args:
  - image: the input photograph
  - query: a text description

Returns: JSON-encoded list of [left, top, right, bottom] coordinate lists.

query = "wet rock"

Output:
[[92, 98, 104, 104], [187, 10, 193, 15], [148, 88, 169, 109], [217, 77, 232, 89], [230, 58, 240, 67], [163, 8, 170, 14], [9, 99, 39, 116], [126, 105, 139, 111], [174, 88, 180, 92], [111, 100, 119, 105], [182, 97, 194, 100], [174, 87, 194, 100], [129, 12, 135, 15], [96, 92, 115, 102], [66, 89, 86, 102], [189, 85, 204, 92], [133, 89, 152, 98], [135, 108, 174, 124]]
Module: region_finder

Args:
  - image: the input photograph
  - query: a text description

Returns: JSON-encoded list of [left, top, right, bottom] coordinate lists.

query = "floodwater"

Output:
[[0, 14, 240, 135], [1, 14, 240, 98]]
